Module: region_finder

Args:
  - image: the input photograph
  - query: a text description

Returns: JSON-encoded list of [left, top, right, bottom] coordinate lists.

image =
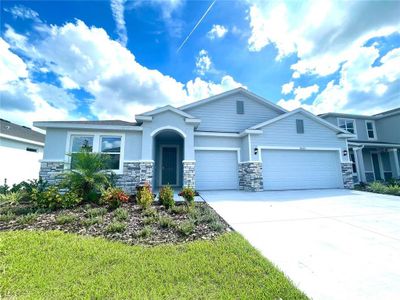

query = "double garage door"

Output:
[[262, 149, 343, 190], [194, 149, 343, 190]]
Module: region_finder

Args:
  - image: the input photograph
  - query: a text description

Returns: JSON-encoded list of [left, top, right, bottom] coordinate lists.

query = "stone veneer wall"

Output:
[[116, 161, 154, 194], [39, 161, 65, 185], [183, 161, 195, 189], [341, 162, 354, 189], [239, 162, 263, 192]]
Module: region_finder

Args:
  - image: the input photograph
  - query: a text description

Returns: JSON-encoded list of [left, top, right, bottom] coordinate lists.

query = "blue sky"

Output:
[[1, 0, 399, 127]]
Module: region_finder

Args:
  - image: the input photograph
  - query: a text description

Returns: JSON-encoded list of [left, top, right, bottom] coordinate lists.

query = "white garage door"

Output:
[[195, 150, 239, 190], [262, 149, 343, 190]]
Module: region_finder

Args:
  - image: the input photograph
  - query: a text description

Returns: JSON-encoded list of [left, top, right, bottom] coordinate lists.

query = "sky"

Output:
[[1, 0, 400, 127]]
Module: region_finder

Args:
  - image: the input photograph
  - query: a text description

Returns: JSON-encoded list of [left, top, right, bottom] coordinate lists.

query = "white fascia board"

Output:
[[337, 133, 357, 138], [184, 118, 201, 124], [349, 142, 400, 148], [239, 129, 263, 137], [140, 105, 196, 119], [194, 131, 240, 137], [33, 122, 143, 131], [135, 115, 152, 122], [0, 133, 44, 147], [179, 87, 287, 113]]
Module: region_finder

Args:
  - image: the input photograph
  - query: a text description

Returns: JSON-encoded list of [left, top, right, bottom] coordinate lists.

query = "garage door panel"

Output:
[[195, 150, 238, 190], [262, 149, 343, 190]]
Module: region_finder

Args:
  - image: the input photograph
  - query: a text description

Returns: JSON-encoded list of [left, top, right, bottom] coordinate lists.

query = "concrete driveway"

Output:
[[203, 189, 400, 300]]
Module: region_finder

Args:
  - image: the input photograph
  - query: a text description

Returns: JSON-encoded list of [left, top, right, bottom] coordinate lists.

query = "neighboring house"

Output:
[[34, 88, 354, 192], [320, 108, 400, 183], [0, 119, 45, 185]]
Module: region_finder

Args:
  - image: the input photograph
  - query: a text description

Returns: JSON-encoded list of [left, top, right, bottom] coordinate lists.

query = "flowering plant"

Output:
[[101, 187, 129, 209], [179, 187, 195, 205]]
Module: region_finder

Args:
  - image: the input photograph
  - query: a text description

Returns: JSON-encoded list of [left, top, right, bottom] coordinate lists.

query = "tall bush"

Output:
[[136, 182, 153, 209], [61, 151, 111, 202], [159, 185, 175, 209]]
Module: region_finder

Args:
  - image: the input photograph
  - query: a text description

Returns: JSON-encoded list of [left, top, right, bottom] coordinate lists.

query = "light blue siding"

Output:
[[376, 114, 400, 143], [194, 136, 240, 148], [184, 94, 283, 132], [251, 112, 348, 162], [124, 132, 142, 160], [43, 129, 67, 160]]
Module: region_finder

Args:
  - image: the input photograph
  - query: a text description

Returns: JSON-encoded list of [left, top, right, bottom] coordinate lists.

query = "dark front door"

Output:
[[371, 153, 382, 180], [161, 147, 177, 185]]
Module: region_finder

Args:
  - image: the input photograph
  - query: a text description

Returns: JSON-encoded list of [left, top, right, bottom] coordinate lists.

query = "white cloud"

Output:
[[281, 81, 294, 95], [195, 49, 212, 76], [0, 38, 28, 88], [110, 0, 128, 46], [3, 20, 244, 123], [4, 5, 40, 21], [293, 84, 319, 101], [248, 0, 400, 113], [207, 24, 228, 40], [59, 76, 80, 89]]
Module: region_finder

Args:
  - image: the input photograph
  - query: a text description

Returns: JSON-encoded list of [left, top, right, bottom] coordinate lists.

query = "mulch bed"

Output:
[[0, 201, 231, 245]]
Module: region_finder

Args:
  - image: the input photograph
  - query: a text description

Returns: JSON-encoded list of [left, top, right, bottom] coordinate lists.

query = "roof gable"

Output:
[[138, 105, 196, 119], [179, 87, 287, 113], [251, 108, 349, 134]]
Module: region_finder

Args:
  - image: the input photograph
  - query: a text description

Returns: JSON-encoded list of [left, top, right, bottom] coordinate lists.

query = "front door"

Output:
[[371, 153, 382, 180], [161, 146, 177, 185]]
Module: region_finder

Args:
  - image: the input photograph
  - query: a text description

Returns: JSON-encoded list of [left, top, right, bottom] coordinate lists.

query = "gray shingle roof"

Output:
[[34, 120, 138, 126], [0, 119, 45, 143]]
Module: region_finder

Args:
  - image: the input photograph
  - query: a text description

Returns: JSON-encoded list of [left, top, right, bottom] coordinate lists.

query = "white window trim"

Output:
[[65, 131, 125, 174], [365, 120, 377, 140], [337, 118, 357, 138]]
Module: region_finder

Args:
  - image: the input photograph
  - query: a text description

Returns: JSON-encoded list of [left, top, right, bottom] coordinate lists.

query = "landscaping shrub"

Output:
[[137, 226, 153, 238], [158, 215, 176, 228], [0, 211, 15, 222], [386, 184, 400, 196], [86, 207, 108, 218], [209, 220, 225, 232], [159, 185, 175, 209], [17, 213, 38, 225], [105, 221, 127, 233], [179, 187, 195, 205], [178, 220, 195, 236], [101, 187, 129, 209], [136, 182, 154, 209], [143, 216, 159, 225], [56, 214, 78, 225], [61, 151, 112, 202], [31, 187, 82, 210], [142, 207, 158, 217], [0, 191, 25, 206], [114, 208, 129, 221], [81, 216, 103, 227], [368, 181, 388, 194], [169, 205, 189, 215]]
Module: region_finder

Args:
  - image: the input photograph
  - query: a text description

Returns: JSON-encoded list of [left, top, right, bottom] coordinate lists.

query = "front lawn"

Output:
[[0, 231, 307, 299]]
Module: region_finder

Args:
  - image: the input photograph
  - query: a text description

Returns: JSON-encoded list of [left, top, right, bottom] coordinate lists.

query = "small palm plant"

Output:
[[62, 151, 112, 202]]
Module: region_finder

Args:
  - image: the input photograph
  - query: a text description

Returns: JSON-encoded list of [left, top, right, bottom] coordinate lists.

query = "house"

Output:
[[0, 119, 45, 185], [320, 108, 400, 183], [34, 88, 355, 192]]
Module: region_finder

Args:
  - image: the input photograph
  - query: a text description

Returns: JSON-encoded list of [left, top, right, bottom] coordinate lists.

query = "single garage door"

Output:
[[262, 149, 343, 190], [195, 150, 239, 190]]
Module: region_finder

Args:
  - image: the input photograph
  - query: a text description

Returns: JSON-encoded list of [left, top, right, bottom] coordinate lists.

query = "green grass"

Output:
[[0, 231, 307, 299]]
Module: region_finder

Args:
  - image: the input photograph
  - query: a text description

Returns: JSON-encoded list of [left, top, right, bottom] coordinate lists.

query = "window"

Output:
[[338, 118, 356, 135], [26, 147, 37, 152], [70, 135, 94, 169], [68, 134, 123, 172], [100, 136, 121, 170], [365, 121, 376, 139], [296, 119, 304, 134], [236, 100, 244, 114]]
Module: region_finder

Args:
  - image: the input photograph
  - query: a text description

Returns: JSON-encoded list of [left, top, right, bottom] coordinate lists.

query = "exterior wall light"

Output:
[[254, 148, 258, 155], [343, 149, 348, 156]]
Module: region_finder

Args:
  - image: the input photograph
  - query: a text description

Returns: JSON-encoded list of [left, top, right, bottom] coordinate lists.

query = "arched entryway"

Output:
[[152, 129, 185, 188]]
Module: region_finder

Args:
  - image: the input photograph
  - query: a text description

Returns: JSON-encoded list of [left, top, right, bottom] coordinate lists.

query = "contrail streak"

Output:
[[177, 0, 217, 53]]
